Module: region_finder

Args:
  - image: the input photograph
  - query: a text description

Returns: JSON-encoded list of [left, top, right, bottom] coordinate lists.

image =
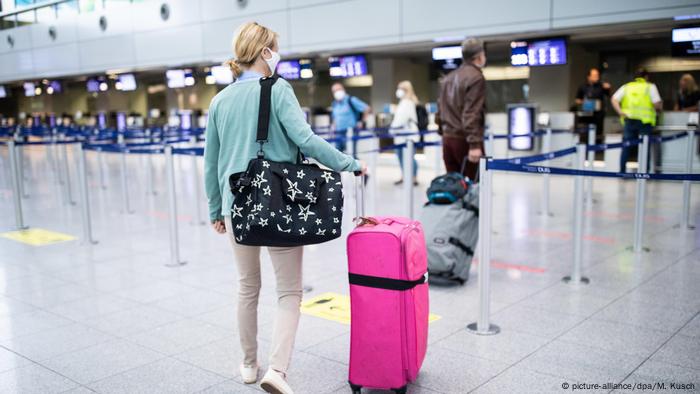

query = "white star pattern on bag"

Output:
[[277, 224, 291, 233], [333, 217, 339, 223], [332, 206, 337, 212], [298, 204, 316, 221], [283, 168, 288, 174], [231, 204, 243, 219], [299, 227, 307, 235], [259, 218, 268, 227], [283, 214, 293, 224], [322, 172, 334, 183], [252, 171, 267, 188], [245, 195, 252, 206], [315, 218, 322, 225], [309, 180, 316, 188], [332, 229, 337, 234], [246, 224, 251, 231], [263, 185, 272, 196], [236, 236, 242, 242], [286, 205, 291, 211], [262, 161, 270, 168], [316, 228, 326, 236], [235, 224, 243, 230], [286, 179, 302, 201], [296, 169, 305, 179], [270, 212, 275, 217], [305, 192, 314, 201], [309, 196, 317, 204], [328, 188, 334, 192]]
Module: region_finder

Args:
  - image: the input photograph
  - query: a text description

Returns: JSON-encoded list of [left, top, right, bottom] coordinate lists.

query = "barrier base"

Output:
[[626, 246, 651, 253], [673, 224, 696, 230], [466, 322, 500, 336], [80, 240, 99, 246], [537, 211, 554, 217], [165, 261, 187, 267], [303, 285, 313, 293], [562, 276, 590, 285]]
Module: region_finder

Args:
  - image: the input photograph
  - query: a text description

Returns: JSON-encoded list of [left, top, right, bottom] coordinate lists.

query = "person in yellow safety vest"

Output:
[[611, 68, 662, 174]]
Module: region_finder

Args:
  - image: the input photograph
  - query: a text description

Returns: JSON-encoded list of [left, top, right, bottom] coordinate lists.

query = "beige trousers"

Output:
[[224, 216, 303, 374]]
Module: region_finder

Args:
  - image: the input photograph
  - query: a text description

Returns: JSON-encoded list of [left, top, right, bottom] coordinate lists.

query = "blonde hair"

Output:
[[680, 73, 698, 94], [398, 80, 419, 103], [226, 22, 278, 78]]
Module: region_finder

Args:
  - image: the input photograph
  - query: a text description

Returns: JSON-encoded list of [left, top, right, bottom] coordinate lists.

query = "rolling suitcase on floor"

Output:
[[346, 176, 429, 394]]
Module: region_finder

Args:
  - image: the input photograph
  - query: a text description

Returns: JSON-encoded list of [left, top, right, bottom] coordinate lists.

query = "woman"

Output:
[[675, 73, 700, 112], [204, 22, 364, 394], [389, 80, 419, 185]]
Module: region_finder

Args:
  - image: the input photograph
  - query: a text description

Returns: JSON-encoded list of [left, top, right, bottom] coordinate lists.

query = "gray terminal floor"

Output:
[[0, 144, 698, 394]]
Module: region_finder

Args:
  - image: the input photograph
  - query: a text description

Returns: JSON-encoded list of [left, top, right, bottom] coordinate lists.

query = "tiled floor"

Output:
[[0, 144, 698, 393]]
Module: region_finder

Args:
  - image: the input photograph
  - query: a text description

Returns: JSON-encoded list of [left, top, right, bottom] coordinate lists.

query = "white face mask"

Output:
[[262, 47, 281, 76], [333, 90, 346, 101], [395, 89, 405, 99]]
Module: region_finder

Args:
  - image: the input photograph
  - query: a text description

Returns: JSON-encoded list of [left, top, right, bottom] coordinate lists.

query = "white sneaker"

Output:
[[239, 363, 259, 384], [260, 368, 293, 394]]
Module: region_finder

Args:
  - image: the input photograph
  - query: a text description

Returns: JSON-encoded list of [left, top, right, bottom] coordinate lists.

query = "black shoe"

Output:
[[394, 180, 403, 185]]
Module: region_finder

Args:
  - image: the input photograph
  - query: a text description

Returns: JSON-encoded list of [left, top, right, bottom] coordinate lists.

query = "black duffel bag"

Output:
[[228, 76, 344, 247]]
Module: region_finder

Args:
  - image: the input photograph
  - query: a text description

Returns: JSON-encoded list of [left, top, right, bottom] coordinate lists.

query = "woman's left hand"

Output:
[[212, 219, 226, 234]]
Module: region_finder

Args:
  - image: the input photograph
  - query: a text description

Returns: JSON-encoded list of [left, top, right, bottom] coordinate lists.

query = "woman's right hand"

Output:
[[354, 160, 368, 176], [212, 219, 226, 234]]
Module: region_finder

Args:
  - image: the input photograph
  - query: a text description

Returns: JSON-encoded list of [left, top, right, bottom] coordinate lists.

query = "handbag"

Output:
[[228, 76, 344, 247]]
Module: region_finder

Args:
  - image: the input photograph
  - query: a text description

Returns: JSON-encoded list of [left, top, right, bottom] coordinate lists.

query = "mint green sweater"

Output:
[[204, 74, 360, 221]]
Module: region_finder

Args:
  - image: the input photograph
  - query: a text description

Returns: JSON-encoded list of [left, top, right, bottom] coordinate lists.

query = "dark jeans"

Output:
[[620, 119, 653, 174], [396, 147, 418, 178], [442, 136, 483, 182]]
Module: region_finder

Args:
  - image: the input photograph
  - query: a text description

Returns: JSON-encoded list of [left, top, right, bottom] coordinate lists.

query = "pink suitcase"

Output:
[[347, 215, 429, 394]]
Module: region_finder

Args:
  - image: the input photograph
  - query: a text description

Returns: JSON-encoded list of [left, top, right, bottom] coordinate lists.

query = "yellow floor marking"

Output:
[[0, 228, 76, 246], [301, 292, 441, 325]]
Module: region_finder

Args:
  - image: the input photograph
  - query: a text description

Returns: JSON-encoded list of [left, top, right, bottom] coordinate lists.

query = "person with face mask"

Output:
[[437, 37, 487, 181], [330, 82, 371, 152], [204, 22, 365, 394], [389, 80, 419, 185]]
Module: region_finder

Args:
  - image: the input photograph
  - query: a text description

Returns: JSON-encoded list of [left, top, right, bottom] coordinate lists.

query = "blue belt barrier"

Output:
[[487, 160, 700, 181]]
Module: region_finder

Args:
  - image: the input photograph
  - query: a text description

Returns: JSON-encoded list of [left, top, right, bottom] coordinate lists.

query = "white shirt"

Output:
[[390, 98, 418, 131], [612, 82, 662, 104]]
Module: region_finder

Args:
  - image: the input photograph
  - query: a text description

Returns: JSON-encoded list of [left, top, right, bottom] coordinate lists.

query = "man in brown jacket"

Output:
[[438, 37, 487, 181]]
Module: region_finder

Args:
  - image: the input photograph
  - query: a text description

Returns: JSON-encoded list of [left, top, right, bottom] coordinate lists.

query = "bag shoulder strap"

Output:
[[347, 96, 361, 120], [256, 76, 278, 156]]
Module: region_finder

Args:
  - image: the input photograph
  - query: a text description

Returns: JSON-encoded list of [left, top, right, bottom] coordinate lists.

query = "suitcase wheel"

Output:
[[393, 386, 408, 394], [349, 381, 362, 394]]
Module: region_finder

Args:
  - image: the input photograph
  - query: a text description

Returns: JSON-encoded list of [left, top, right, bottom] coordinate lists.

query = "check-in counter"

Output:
[[604, 112, 699, 173], [486, 111, 576, 165]]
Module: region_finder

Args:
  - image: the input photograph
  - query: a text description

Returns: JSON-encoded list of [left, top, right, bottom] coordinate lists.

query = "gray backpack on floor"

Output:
[[419, 186, 479, 285]]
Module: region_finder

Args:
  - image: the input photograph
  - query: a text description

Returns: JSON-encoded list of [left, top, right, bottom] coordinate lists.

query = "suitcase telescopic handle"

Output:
[[353, 172, 366, 222]]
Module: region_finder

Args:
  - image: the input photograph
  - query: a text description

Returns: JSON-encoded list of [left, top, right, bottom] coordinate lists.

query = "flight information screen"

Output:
[[511, 38, 567, 66], [329, 55, 368, 78], [672, 26, 700, 57]]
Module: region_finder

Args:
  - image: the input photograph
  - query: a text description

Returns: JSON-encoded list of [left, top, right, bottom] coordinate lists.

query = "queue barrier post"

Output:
[[118, 134, 134, 214], [368, 135, 379, 216], [680, 128, 695, 230], [60, 134, 76, 205], [165, 146, 186, 267], [539, 127, 552, 217], [8, 140, 27, 230], [77, 143, 98, 245], [190, 143, 206, 226], [563, 144, 590, 285], [98, 149, 108, 190], [17, 137, 28, 198], [632, 134, 650, 253], [585, 124, 596, 204], [467, 157, 500, 335], [434, 134, 444, 178], [347, 127, 355, 158], [403, 139, 415, 219], [145, 129, 156, 196]]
